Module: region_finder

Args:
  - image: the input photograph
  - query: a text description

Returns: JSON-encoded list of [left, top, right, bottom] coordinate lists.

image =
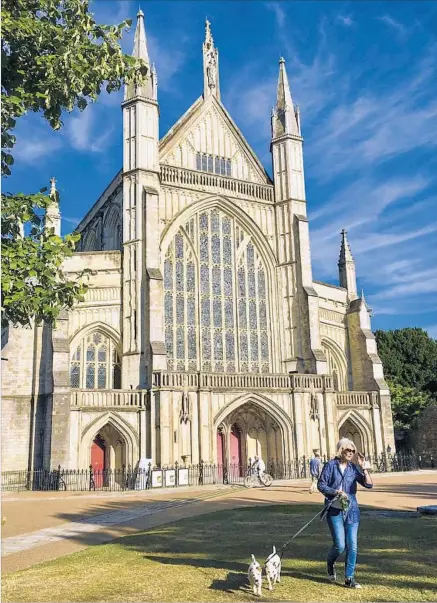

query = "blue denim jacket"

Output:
[[310, 457, 322, 477], [317, 459, 373, 524]]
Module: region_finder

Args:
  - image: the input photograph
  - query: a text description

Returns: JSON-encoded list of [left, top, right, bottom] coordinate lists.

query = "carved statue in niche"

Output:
[[117, 222, 122, 250], [180, 391, 190, 423], [310, 392, 319, 421], [206, 50, 217, 89]]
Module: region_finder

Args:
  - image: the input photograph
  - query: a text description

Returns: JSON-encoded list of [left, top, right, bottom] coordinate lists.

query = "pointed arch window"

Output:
[[70, 331, 121, 389], [163, 208, 272, 373], [321, 339, 347, 391]]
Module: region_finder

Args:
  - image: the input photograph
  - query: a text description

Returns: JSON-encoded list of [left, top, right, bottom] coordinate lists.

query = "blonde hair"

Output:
[[336, 438, 356, 457]]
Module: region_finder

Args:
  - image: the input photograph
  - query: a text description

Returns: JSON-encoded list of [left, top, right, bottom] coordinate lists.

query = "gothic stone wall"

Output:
[[2, 323, 53, 471], [154, 389, 338, 466], [68, 408, 143, 469], [62, 251, 122, 342]]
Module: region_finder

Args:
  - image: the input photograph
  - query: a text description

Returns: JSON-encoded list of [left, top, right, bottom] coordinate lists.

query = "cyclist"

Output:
[[251, 454, 266, 482]]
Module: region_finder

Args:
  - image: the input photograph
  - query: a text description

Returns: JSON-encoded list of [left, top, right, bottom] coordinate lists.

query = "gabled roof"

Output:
[[159, 94, 273, 184]]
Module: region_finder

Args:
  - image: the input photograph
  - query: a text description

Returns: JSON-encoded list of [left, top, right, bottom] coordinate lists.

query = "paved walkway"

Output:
[[1, 470, 436, 574]]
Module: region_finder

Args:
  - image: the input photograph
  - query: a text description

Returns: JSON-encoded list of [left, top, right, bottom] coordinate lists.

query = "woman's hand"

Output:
[[356, 452, 365, 468]]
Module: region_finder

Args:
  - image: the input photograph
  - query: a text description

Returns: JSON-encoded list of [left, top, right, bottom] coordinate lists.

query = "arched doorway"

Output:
[[339, 418, 364, 454], [90, 423, 127, 471], [216, 402, 284, 468]]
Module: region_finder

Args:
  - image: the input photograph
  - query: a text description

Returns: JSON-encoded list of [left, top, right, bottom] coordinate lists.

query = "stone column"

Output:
[[371, 395, 384, 455], [149, 390, 157, 463], [50, 312, 71, 467], [292, 391, 305, 458], [323, 389, 337, 459], [68, 407, 81, 467], [138, 407, 147, 459], [316, 392, 327, 456], [190, 391, 200, 464], [159, 390, 171, 466]]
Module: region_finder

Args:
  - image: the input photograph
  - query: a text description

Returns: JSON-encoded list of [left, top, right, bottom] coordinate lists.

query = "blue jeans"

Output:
[[327, 512, 359, 579]]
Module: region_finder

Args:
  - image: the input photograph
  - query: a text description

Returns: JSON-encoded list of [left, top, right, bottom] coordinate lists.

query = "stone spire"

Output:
[[133, 8, 149, 63], [125, 8, 156, 100], [338, 229, 358, 300], [339, 228, 354, 264], [45, 177, 61, 236], [203, 19, 220, 100], [272, 57, 300, 139]]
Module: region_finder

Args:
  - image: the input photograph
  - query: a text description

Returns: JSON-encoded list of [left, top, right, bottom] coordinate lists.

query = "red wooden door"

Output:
[[91, 436, 105, 488], [217, 431, 225, 466], [230, 425, 242, 475]]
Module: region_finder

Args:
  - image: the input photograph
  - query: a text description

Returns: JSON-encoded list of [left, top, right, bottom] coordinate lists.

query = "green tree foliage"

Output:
[[375, 328, 437, 441], [1, 190, 88, 328], [1, 0, 147, 328], [375, 328, 437, 392], [388, 379, 432, 431]]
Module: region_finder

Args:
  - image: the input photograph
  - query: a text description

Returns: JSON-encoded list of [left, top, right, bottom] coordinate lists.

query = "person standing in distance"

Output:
[[309, 451, 322, 493], [317, 438, 373, 589]]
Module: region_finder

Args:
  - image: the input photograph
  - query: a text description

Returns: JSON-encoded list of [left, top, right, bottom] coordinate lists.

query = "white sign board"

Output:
[[178, 468, 189, 486], [151, 470, 163, 488], [133, 458, 153, 490], [165, 469, 176, 487]]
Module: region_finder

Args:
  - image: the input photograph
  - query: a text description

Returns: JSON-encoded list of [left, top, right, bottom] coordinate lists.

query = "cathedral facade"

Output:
[[1, 13, 395, 473]]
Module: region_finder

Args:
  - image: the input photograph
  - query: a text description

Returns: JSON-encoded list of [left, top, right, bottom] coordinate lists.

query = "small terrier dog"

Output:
[[264, 545, 281, 591], [248, 554, 263, 596]]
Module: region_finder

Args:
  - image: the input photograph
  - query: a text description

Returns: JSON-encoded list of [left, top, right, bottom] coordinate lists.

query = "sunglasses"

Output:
[[344, 448, 355, 453]]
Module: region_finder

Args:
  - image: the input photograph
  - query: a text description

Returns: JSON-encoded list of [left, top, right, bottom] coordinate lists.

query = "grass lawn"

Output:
[[2, 504, 437, 602]]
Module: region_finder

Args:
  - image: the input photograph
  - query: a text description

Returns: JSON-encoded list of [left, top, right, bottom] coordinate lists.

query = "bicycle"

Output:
[[244, 467, 274, 488]]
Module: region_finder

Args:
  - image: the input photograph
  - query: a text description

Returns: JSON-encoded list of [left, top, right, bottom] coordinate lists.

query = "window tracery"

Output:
[[196, 152, 231, 177], [164, 208, 271, 373], [70, 331, 121, 389], [321, 339, 347, 391]]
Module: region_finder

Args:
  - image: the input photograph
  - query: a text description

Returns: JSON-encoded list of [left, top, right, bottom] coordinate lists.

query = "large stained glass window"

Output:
[[70, 331, 121, 389], [164, 208, 271, 373]]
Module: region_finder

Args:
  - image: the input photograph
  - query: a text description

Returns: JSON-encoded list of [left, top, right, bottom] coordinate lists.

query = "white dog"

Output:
[[248, 554, 263, 596], [264, 545, 281, 591]]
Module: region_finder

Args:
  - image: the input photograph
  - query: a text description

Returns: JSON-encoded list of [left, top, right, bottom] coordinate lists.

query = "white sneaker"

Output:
[[345, 578, 362, 588], [327, 562, 336, 582]]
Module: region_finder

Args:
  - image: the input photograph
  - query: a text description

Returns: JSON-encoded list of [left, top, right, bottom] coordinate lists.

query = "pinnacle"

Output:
[[339, 229, 354, 264]]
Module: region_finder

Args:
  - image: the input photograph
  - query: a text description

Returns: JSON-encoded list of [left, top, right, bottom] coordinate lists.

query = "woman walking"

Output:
[[317, 438, 373, 589]]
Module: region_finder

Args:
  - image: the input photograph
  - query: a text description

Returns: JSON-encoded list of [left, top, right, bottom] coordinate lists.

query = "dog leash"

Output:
[[279, 496, 341, 559]]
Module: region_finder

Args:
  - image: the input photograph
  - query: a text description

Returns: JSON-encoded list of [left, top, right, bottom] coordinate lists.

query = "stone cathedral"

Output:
[[1, 13, 395, 473]]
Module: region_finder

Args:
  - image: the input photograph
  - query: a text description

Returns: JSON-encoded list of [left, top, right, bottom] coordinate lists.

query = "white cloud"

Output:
[[148, 35, 186, 93], [378, 15, 406, 36], [265, 2, 286, 29], [337, 15, 354, 27], [63, 216, 81, 226], [307, 48, 437, 180], [66, 107, 114, 153], [13, 136, 62, 165]]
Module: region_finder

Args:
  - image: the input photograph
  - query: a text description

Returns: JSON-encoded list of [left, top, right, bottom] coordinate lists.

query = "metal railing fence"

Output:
[[1, 452, 434, 493]]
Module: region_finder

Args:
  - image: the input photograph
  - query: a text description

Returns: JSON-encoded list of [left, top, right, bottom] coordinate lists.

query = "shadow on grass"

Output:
[[143, 554, 248, 573], [209, 572, 248, 594], [122, 506, 437, 594]]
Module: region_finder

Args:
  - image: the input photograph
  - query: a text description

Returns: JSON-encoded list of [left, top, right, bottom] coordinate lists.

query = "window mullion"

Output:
[[244, 254, 251, 371], [108, 339, 112, 389], [81, 339, 85, 389], [255, 262, 261, 369]]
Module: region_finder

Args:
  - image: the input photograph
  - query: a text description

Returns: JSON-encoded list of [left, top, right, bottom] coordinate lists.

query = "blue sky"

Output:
[[8, 0, 437, 337]]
